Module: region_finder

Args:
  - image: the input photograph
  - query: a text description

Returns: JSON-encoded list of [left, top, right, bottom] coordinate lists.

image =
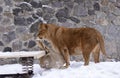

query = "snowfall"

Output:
[[0, 61, 120, 78]]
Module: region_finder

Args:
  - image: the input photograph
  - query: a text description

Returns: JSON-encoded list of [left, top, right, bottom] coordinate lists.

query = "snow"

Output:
[[0, 64, 24, 74], [0, 51, 45, 59], [0, 61, 120, 78]]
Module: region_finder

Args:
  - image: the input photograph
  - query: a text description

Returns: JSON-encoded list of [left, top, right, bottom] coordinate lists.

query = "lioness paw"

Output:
[[59, 66, 68, 69]]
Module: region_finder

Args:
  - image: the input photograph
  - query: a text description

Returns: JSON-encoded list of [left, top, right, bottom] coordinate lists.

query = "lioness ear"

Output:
[[44, 24, 48, 30]]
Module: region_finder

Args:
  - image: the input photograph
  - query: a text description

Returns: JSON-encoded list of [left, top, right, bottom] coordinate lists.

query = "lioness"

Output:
[[37, 23, 109, 68]]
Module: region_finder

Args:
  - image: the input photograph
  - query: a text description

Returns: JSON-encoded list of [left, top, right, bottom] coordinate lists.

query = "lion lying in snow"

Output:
[[37, 23, 109, 69]]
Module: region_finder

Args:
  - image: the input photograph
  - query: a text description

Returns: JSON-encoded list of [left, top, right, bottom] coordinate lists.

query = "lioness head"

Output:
[[37, 23, 59, 41], [37, 23, 49, 40]]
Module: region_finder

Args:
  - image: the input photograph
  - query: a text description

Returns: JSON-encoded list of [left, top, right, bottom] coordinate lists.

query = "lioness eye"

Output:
[[40, 30, 45, 34]]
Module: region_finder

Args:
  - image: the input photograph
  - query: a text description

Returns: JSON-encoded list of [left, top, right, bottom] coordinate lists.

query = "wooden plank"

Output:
[[0, 73, 30, 78], [0, 51, 45, 59]]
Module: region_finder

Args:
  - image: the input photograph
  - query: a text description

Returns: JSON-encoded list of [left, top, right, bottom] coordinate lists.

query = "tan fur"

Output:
[[37, 23, 108, 68], [37, 41, 65, 69]]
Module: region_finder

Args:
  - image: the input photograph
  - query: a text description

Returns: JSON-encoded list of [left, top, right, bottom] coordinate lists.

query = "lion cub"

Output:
[[37, 23, 109, 68], [36, 40, 65, 69]]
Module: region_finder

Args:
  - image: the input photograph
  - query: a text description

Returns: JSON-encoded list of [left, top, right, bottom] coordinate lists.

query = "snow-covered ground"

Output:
[[0, 61, 120, 78]]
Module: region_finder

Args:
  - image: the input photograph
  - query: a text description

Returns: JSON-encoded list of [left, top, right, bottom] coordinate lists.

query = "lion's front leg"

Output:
[[60, 48, 70, 69]]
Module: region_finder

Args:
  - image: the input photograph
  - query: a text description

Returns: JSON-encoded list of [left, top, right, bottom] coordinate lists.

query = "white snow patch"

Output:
[[0, 51, 119, 78], [19, 2, 32, 7], [0, 64, 23, 74], [32, 61, 120, 78], [42, 5, 53, 8], [0, 60, 120, 78]]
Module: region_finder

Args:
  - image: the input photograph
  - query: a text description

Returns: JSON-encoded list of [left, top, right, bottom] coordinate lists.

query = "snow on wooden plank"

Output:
[[0, 64, 24, 74], [0, 51, 45, 59]]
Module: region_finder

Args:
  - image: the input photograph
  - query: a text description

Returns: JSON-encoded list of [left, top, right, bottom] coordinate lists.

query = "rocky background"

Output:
[[0, 0, 120, 62]]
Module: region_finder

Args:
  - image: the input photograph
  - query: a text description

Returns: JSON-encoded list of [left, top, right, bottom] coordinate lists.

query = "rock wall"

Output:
[[0, 0, 120, 60]]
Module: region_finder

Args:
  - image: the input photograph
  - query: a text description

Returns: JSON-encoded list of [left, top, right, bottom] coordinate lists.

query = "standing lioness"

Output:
[[37, 23, 109, 68]]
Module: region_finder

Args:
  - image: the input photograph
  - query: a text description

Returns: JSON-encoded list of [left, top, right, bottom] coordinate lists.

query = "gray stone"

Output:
[[113, 7, 120, 16], [8, 31, 16, 40], [115, 2, 120, 9], [3, 47, 12, 52], [32, 13, 39, 19], [117, 0, 120, 3], [41, 0, 51, 5], [51, 1, 63, 8], [57, 17, 67, 23], [14, 16, 27, 26], [20, 49, 29, 51], [16, 27, 26, 34], [13, 8, 22, 16], [109, 3, 120, 16], [116, 40, 120, 61], [93, 3, 100, 11], [20, 34, 33, 41], [56, 7, 69, 22], [105, 40, 117, 58], [74, 0, 84, 4], [0, 41, 4, 46], [13, 0, 24, 2], [96, 18, 108, 26], [2, 31, 16, 43], [88, 9, 95, 15], [56, 7, 69, 18], [47, 18, 57, 24], [30, 19, 42, 33], [24, 42, 28, 47], [101, 7, 109, 14], [27, 17, 34, 25], [85, 0, 93, 9], [62, 0, 72, 2], [30, 1, 42, 8], [36, 9, 43, 17], [96, 11, 106, 19], [4, 0, 13, 6], [2, 34, 10, 43], [18, 2, 33, 11], [0, 15, 2, 21], [1, 18, 11, 25], [109, 0, 116, 3], [6, 26, 15, 32], [107, 25, 120, 40], [69, 17, 80, 23], [107, 13, 116, 22], [0, 26, 5, 33], [42, 7, 55, 14], [73, 5, 87, 17], [12, 40, 22, 51], [28, 40, 36, 48], [24, 0, 30, 3], [113, 16, 120, 25], [43, 14, 52, 21], [64, 1, 74, 9], [0, 6, 3, 13], [0, 0, 4, 5], [101, 0, 109, 6], [60, 21, 75, 28]]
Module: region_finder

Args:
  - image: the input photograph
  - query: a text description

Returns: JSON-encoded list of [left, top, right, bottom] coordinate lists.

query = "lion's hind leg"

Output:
[[60, 48, 70, 69], [82, 48, 91, 66], [92, 44, 100, 63]]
